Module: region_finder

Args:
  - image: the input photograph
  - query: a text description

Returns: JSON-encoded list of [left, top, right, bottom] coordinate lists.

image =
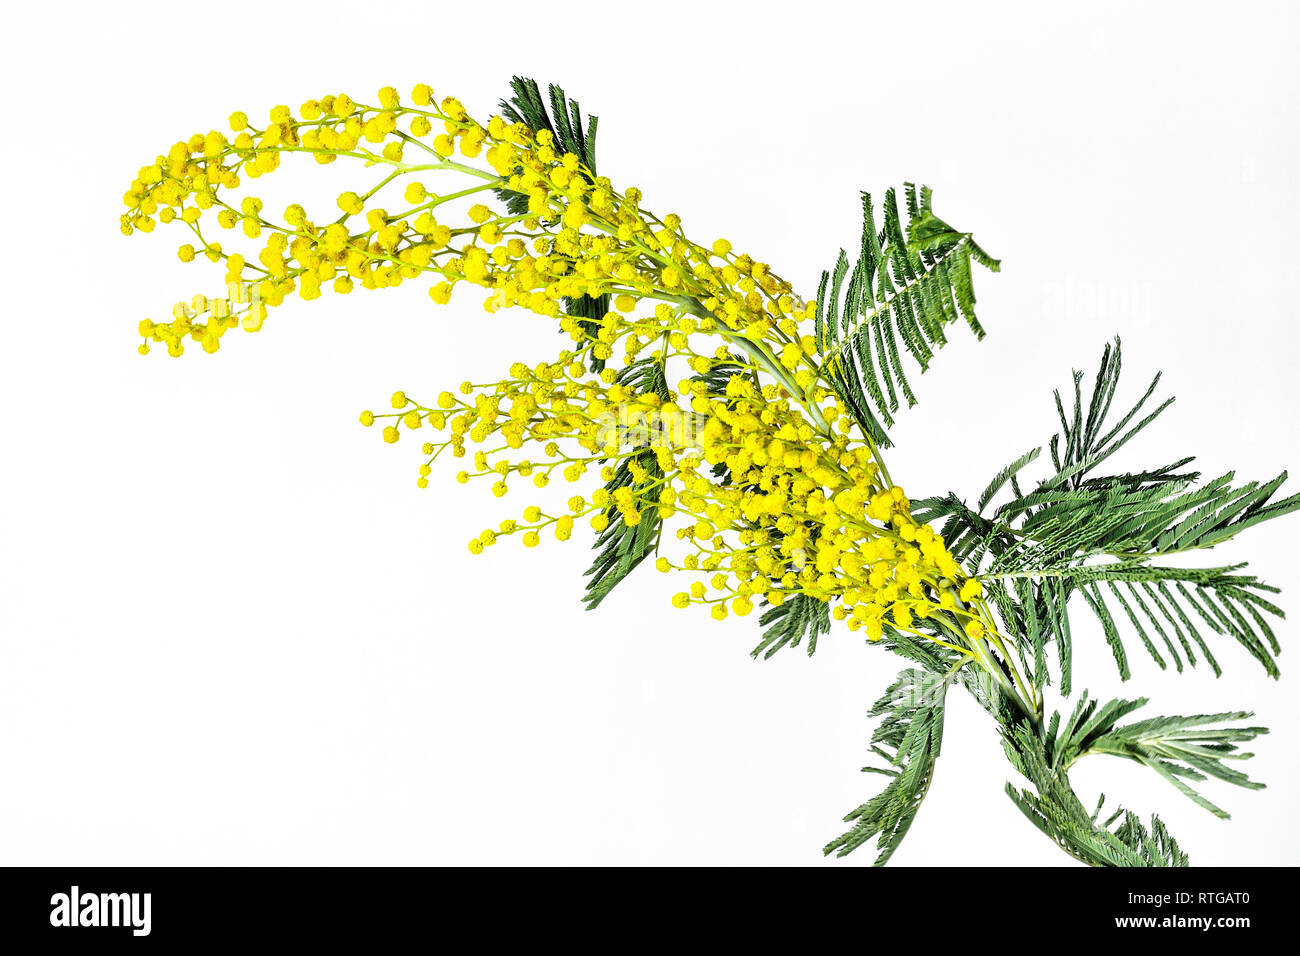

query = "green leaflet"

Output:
[[1001, 695, 1265, 865], [752, 592, 831, 659], [497, 76, 599, 175], [825, 668, 951, 864], [814, 185, 999, 447], [1087, 705, 1267, 818]]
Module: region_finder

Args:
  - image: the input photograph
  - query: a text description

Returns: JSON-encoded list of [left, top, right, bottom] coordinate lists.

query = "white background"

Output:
[[2, 0, 1297, 866]]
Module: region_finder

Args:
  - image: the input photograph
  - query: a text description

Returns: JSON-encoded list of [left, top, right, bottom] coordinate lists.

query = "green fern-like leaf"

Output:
[[814, 185, 999, 446], [581, 357, 669, 609], [931, 339, 1300, 689], [824, 668, 950, 864], [751, 592, 831, 659], [1001, 693, 1266, 864]]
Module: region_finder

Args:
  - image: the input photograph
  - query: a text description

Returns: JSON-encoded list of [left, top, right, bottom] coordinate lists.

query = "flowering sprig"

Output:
[[121, 82, 1014, 673], [125, 78, 1296, 865]]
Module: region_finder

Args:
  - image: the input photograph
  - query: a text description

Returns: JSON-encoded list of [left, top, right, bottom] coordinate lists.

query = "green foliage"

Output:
[[824, 668, 950, 864], [815, 185, 1000, 446], [582, 357, 669, 610], [582, 452, 661, 610], [1003, 715, 1190, 866], [497, 76, 599, 176], [1085, 704, 1267, 818], [920, 339, 1299, 691], [752, 592, 831, 659], [823, 331, 1288, 865], [1001, 694, 1265, 865]]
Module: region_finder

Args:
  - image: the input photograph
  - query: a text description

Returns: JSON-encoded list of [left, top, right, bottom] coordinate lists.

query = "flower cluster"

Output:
[[122, 85, 813, 369], [363, 363, 989, 643], [123, 83, 1017, 688]]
